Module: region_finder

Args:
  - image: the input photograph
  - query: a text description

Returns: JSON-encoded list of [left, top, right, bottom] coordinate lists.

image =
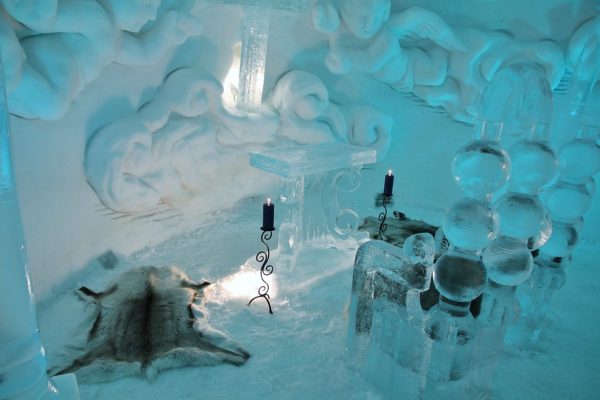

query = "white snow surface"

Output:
[[37, 199, 600, 400]]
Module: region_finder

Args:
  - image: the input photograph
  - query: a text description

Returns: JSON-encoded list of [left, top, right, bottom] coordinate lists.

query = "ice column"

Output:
[[0, 61, 63, 398], [237, 0, 271, 111], [512, 39, 600, 348], [515, 100, 600, 347], [346, 234, 435, 398], [421, 115, 510, 397], [473, 64, 558, 393]]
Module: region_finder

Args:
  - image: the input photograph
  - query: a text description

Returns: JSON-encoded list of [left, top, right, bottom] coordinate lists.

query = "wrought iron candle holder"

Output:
[[377, 170, 394, 239], [249, 199, 276, 314], [378, 195, 392, 239]]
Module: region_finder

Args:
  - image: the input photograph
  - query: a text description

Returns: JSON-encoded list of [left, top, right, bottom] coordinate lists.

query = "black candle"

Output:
[[383, 170, 394, 196], [262, 198, 275, 231]]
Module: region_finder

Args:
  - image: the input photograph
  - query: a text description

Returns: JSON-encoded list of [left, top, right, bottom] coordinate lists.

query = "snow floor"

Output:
[[38, 198, 600, 399]]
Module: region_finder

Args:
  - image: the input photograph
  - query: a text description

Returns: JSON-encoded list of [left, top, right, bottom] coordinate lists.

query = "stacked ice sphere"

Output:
[[346, 234, 435, 398], [344, 64, 564, 399], [514, 101, 600, 346], [471, 64, 558, 393], [511, 37, 600, 348], [421, 116, 508, 399]]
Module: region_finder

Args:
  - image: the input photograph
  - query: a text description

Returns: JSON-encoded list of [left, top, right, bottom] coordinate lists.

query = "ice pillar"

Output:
[[512, 37, 600, 348], [237, 0, 271, 111], [514, 107, 600, 347], [0, 59, 72, 399], [471, 64, 558, 394], [422, 121, 506, 399]]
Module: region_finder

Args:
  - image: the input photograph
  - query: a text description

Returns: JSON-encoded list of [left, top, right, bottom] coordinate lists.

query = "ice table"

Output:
[[250, 142, 377, 269]]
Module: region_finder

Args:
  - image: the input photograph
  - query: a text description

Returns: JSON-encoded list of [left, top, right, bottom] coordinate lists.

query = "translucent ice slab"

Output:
[[208, 0, 308, 11], [238, 0, 271, 111], [250, 142, 376, 177]]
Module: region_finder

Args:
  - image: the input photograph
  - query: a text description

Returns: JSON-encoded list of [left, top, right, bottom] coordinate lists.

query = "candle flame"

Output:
[[267, 197, 271, 206], [388, 169, 393, 176]]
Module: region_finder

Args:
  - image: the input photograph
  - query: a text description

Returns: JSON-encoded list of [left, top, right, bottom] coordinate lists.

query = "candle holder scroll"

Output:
[[377, 194, 392, 240], [376, 171, 394, 240], [249, 228, 275, 314]]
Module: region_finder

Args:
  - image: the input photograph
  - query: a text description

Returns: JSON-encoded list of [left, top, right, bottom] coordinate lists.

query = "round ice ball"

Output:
[[508, 140, 557, 192], [539, 222, 578, 258], [403, 233, 435, 266], [558, 139, 600, 179], [544, 181, 591, 223], [527, 213, 552, 250], [433, 250, 487, 303], [586, 177, 596, 197], [452, 140, 510, 199], [496, 193, 546, 241], [443, 199, 499, 251], [483, 235, 533, 286]]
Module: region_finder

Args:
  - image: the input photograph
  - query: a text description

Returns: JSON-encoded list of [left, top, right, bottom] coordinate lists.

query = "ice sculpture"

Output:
[[269, 70, 348, 144], [250, 142, 376, 269], [513, 43, 600, 347], [268, 70, 392, 159], [85, 68, 391, 214], [566, 14, 600, 87], [206, 0, 308, 12], [553, 15, 600, 142], [312, 1, 465, 86], [0, 0, 202, 120], [515, 125, 600, 347], [472, 64, 557, 394], [346, 234, 435, 398], [310, 0, 566, 123], [237, 0, 271, 111], [419, 79, 514, 397], [86, 68, 224, 212], [189, 0, 310, 111], [0, 56, 78, 399]]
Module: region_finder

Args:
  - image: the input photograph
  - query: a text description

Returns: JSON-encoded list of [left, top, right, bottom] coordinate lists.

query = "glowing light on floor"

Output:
[[214, 263, 277, 301]]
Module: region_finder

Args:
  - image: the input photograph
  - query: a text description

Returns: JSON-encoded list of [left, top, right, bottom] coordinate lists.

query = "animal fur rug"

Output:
[[49, 266, 250, 383]]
